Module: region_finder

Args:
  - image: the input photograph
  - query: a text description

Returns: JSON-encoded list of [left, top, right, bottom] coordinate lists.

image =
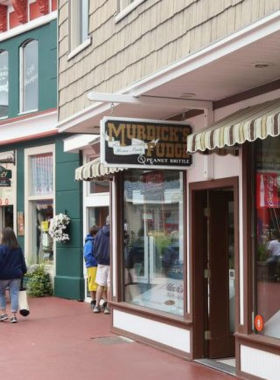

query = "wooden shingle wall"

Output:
[[58, 0, 280, 120]]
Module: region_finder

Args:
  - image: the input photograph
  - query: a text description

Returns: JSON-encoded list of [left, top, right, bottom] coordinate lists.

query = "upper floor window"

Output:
[[0, 51, 8, 118], [116, 0, 146, 22], [69, 0, 88, 52], [120, 0, 135, 9], [20, 39, 38, 113]]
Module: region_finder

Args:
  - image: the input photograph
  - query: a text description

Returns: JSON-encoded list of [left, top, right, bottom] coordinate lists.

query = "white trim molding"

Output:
[[67, 37, 92, 60], [87, 92, 212, 110], [0, 11, 57, 42], [0, 110, 58, 144], [115, 0, 146, 23]]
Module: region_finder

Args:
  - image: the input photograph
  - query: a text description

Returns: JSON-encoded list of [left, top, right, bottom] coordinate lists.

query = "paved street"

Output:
[[1, 297, 234, 380]]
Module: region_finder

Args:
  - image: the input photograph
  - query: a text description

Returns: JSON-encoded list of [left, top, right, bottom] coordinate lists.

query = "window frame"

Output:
[[251, 137, 280, 341], [0, 49, 9, 120], [19, 39, 39, 115], [68, 0, 91, 60], [115, 0, 146, 23], [120, 169, 187, 317], [83, 150, 110, 302], [24, 144, 55, 270]]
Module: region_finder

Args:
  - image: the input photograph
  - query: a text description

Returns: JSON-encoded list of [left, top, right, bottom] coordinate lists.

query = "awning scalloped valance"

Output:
[[187, 99, 280, 153], [75, 157, 125, 181]]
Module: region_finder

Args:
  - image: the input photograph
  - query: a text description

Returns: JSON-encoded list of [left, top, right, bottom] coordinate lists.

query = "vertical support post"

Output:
[[203, 107, 214, 180]]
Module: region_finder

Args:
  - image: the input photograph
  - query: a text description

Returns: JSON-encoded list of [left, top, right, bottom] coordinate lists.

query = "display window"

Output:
[[254, 136, 280, 339], [123, 169, 185, 316], [31, 153, 53, 196], [25, 145, 55, 268], [32, 201, 54, 264]]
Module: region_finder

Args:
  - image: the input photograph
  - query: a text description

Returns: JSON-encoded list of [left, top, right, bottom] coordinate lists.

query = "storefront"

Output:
[[74, 98, 280, 379]]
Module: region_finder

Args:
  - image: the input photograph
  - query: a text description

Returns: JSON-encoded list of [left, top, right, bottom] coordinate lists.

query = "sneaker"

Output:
[[93, 305, 100, 313], [104, 306, 111, 315], [0, 313, 8, 322], [10, 316, 18, 323], [90, 300, 96, 309]]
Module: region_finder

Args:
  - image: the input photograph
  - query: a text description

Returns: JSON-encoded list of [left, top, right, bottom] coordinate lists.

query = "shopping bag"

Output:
[[18, 284, 30, 317]]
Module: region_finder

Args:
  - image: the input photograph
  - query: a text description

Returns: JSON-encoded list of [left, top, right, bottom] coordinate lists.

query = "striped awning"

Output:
[[75, 157, 125, 181], [187, 99, 280, 153]]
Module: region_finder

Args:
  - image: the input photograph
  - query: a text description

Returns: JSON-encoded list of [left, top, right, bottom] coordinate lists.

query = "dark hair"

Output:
[[1, 227, 19, 249], [89, 225, 99, 236]]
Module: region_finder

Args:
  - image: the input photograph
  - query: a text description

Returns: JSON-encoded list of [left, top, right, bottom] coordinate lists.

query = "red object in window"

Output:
[[256, 173, 280, 209], [254, 315, 264, 332]]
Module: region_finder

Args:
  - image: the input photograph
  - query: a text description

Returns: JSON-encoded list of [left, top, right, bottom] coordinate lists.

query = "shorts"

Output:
[[96, 265, 111, 287], [87, 267, 98, 291]]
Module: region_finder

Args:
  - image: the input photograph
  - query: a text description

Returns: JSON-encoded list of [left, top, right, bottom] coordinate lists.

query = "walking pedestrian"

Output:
[[0, 227, 27, 323], [93, 215, 111, 314], [83, 225, 99, 308]]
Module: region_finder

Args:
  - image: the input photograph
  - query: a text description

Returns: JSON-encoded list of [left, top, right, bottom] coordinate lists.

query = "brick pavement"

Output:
[[0, 297, 235, 380]]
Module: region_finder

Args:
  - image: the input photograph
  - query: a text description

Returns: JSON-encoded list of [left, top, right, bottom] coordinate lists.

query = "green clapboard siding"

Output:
[[54, 139, 84, 300], [0, 133, 84, 301]]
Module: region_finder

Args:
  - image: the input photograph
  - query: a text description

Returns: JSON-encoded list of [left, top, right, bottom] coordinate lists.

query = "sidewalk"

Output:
[[1, 297, 234, 380]]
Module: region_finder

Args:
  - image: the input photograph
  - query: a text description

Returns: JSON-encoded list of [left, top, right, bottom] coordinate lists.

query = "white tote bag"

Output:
[[18, 287, 30, 317]]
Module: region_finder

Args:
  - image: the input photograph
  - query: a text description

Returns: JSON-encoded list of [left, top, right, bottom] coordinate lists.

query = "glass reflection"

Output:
[[123, 170, 184, 316], [254, 136, 280, 339]]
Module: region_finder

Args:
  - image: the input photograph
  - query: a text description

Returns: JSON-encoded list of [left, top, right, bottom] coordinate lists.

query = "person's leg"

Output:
[[93, 265, 106, 313], [104, 266, 111, 314], [9, 279, 21, 321], [267, 256, 277, 279], [87, 267, 97, 308], [95, 285, 104, 307], [0, 280, 9, 320]]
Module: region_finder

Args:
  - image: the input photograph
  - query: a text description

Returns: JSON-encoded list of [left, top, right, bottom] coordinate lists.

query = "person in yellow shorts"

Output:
[[83, 226, 99, 308]]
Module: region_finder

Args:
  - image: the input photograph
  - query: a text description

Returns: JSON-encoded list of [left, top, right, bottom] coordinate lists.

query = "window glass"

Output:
[[22, 40, 38, 112], [123, 170, 184, 316], [87, 206, 109, 228], [120, 0, 135, 10], [31, 154, 53, 196], [0, 51, 8, 118], [86, 206, 109, 297], [70, 0, 88, 50], [32, 201, 54, 265], [254, 136, 280, 339], [90, 180, 109, 194]]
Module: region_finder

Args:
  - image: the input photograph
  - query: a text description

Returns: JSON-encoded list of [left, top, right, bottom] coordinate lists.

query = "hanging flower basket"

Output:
[[48, 213, 70, 243]]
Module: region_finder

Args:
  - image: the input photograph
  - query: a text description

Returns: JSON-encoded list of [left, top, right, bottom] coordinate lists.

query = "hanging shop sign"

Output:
[[101, 117, 192, 169], [0, 151, 15, 164], [0, 165, 12, 187]]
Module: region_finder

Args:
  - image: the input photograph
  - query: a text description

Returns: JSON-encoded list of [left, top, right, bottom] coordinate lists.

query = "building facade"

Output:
[[0, 0, 85, 301], [57, 1, 280, 379]]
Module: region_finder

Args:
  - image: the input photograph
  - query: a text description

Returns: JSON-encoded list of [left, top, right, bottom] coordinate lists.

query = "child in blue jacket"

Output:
[[84, 225, 99, 308]]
